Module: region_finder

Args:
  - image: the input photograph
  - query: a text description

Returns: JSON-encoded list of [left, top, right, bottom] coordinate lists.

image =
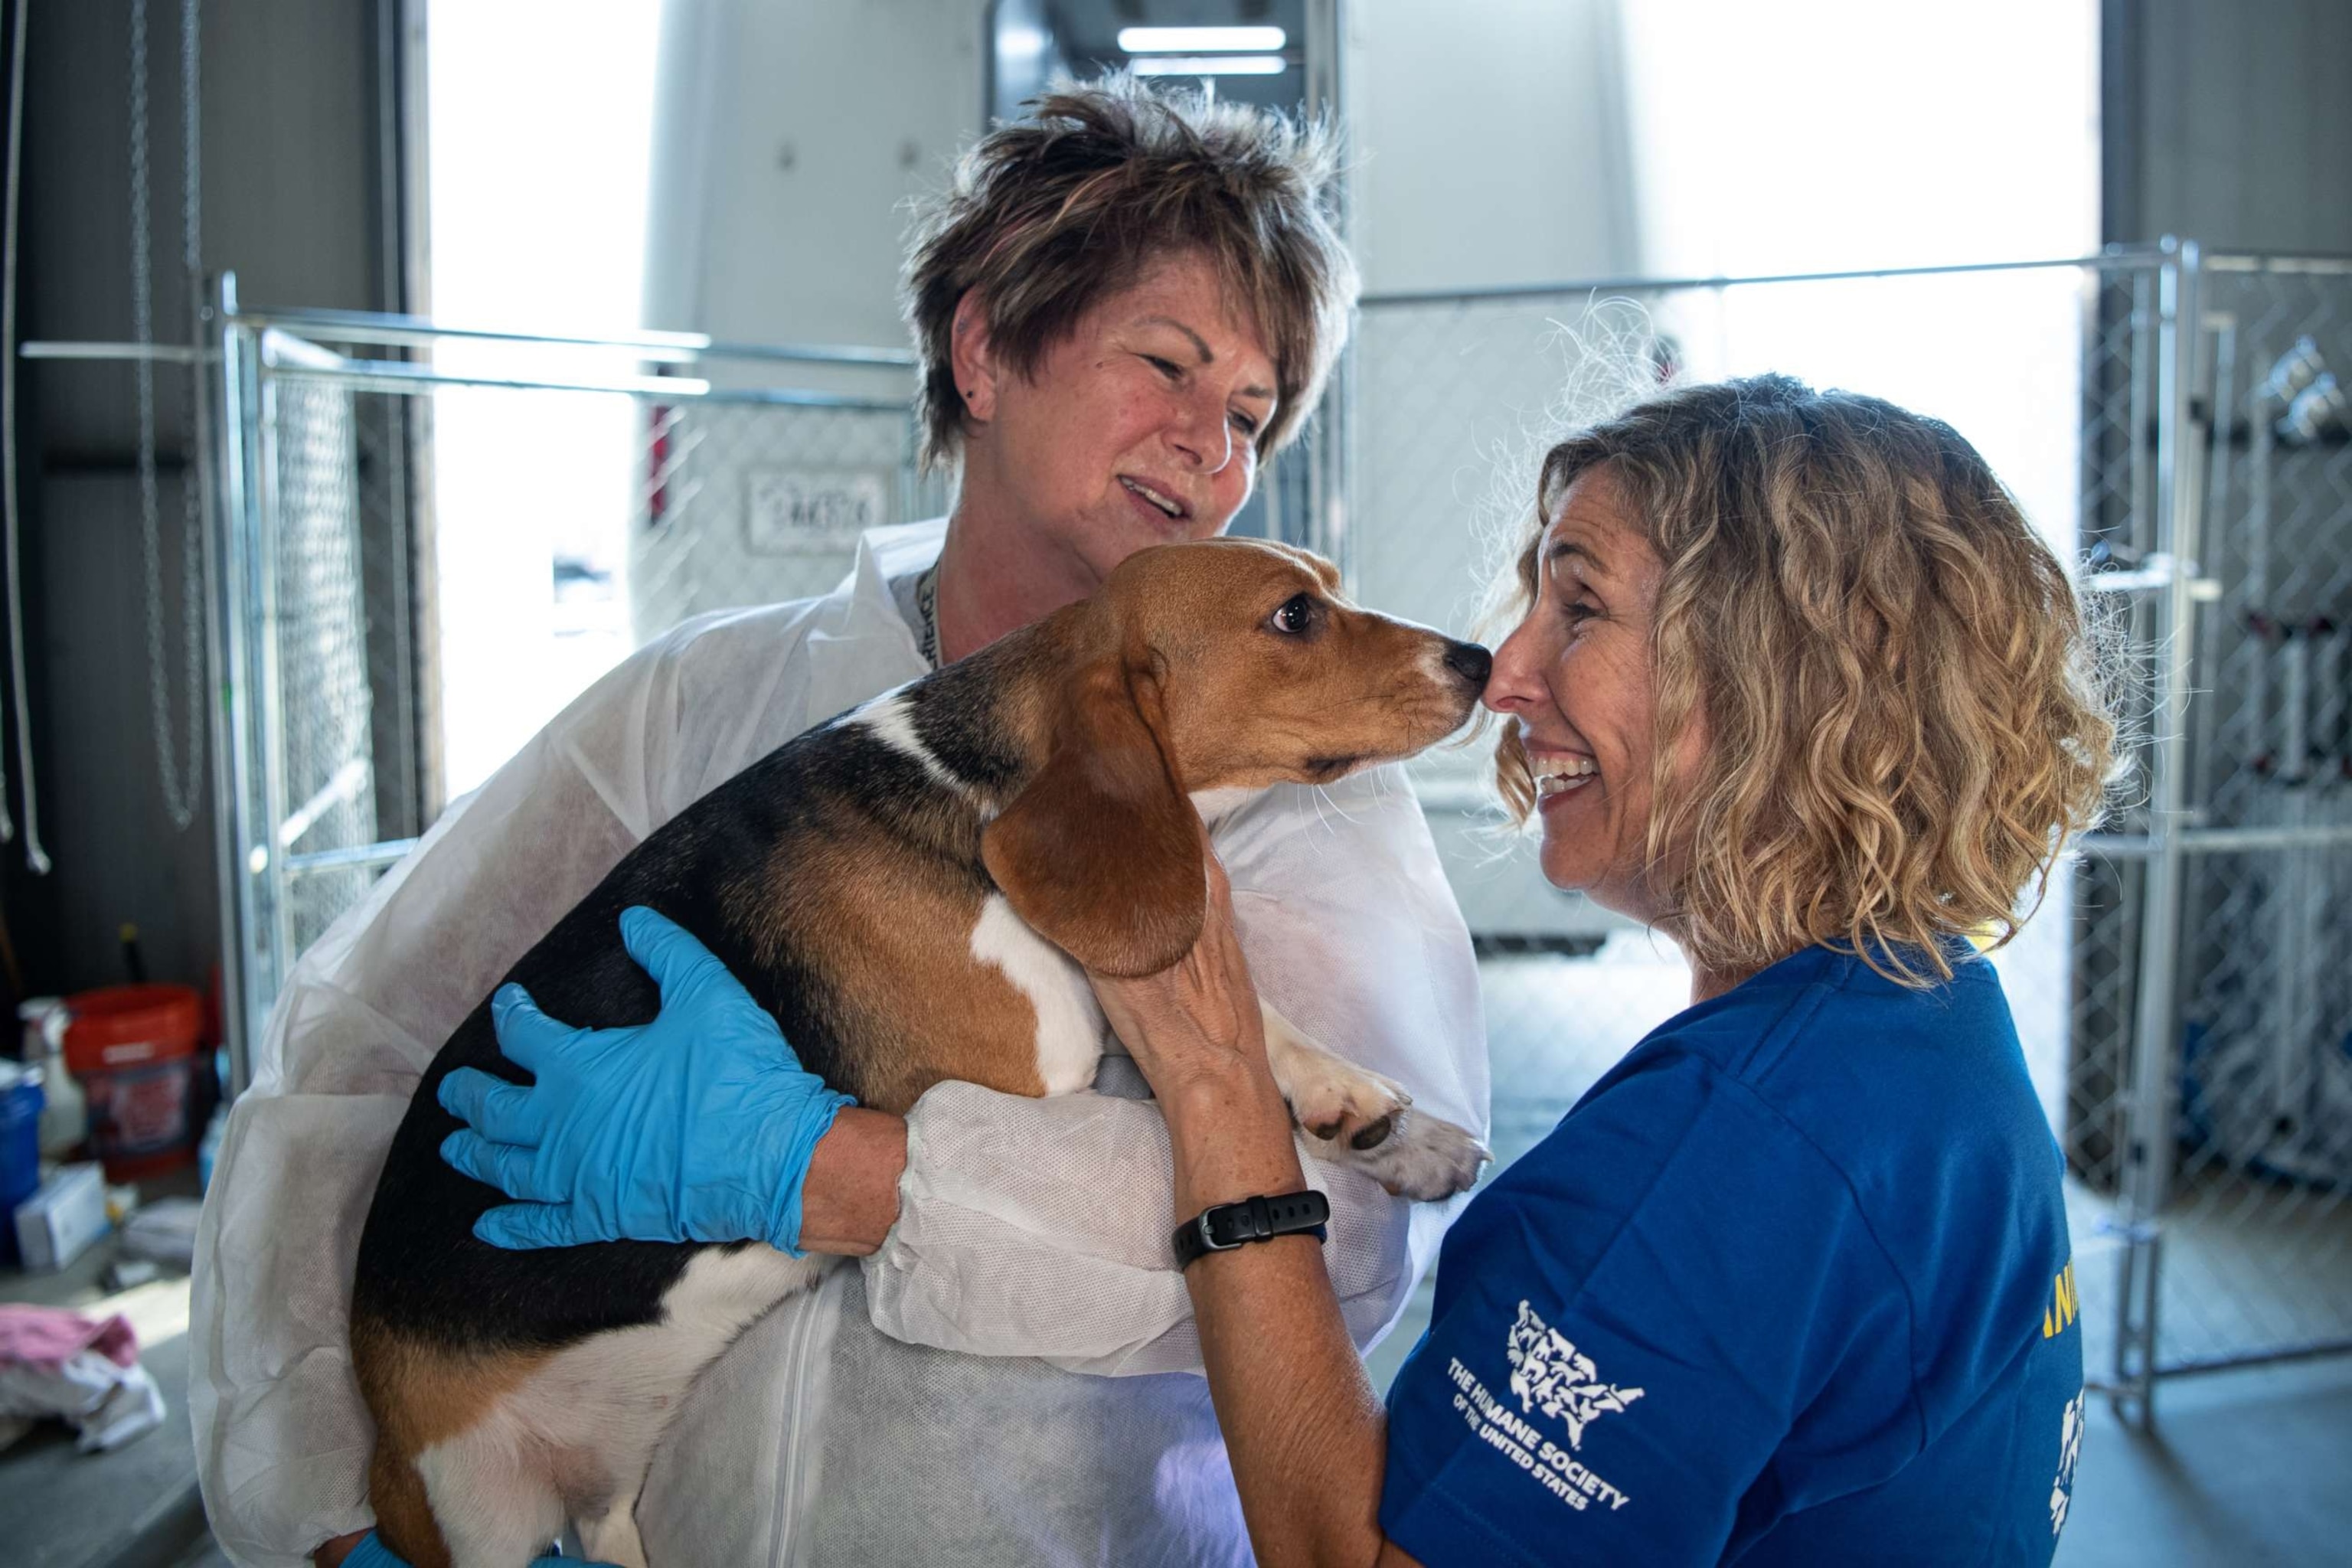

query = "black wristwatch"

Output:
[[1172, 1191, 1331, 1269]]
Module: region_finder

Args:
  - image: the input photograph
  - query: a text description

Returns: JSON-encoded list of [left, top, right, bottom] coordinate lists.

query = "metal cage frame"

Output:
[[204, 273, 931, 1096], [1335, 239, 2352, 1426]]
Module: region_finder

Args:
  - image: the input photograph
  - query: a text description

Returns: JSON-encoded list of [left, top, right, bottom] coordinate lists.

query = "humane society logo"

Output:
[[2042, 1257, 2084, 1537], [1439, 1301, 1644, 1516], [2051, 1388, 2086, 1535], [1507, 1300, 1646, 1451]]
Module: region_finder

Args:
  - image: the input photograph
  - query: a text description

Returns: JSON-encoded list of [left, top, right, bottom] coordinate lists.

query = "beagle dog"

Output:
[[350, 537, 1493, 1568]]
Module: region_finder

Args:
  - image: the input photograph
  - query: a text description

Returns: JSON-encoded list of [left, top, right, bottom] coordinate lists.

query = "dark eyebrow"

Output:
[[1139, 315, 1276, 403]]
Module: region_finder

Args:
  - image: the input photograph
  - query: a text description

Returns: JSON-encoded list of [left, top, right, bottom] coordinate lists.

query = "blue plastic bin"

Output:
[[0, 1064, 45, 1268]]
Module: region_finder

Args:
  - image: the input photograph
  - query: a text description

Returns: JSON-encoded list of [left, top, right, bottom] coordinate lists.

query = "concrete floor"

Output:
[[2059, 1357, 2352, 1568]]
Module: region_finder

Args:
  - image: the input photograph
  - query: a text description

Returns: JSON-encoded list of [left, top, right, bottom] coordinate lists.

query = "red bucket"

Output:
[[64, 984, 203, 1181]]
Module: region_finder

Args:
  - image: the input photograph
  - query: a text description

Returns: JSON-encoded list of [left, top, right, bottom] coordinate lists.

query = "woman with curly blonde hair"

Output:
[[1098, 372, 2114, 1566]]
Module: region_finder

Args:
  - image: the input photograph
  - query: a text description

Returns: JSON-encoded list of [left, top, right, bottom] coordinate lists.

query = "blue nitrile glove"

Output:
[[340, 1529, 611, 1567], [436, 906, 856, 1254]]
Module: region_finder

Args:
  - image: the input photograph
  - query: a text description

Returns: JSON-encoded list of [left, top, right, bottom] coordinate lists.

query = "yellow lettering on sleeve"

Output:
[[2042, 1259, 2078, 1339]]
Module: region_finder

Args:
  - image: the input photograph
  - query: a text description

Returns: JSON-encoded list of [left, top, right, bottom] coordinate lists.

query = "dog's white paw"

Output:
[[1282, 1050, 1415, 1153], [1331, 1106, 1490, 1201], [1258, 1002, 1490, 1201]]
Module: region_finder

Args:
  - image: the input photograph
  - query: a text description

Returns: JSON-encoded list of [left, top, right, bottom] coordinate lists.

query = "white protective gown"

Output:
[[189, 520, 1490, 1567]]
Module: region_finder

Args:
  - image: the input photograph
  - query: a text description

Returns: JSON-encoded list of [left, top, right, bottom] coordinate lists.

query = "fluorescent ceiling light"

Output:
[[1131, 54, 1287, 77], [997, 23, 1047, 63], [1119, 26, 1286, 53]]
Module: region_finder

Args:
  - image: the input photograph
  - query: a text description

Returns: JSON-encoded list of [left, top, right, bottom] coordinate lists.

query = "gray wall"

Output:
[[3, 0, 387, 1002], [1351, 0, 1638, 296], [644, 0, 984, 351], [2105, 0, 2352, 253]]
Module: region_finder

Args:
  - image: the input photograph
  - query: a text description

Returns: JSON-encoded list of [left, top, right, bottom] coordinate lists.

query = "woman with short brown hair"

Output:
[[1099, 372, 2114, 1566], [206, 77, 1489, 1568], [901, 75, 1351, 471]]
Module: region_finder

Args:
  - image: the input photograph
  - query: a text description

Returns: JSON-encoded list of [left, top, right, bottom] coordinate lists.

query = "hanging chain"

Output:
[[129, 0, 205, 831], [0, 0, 38, 866]]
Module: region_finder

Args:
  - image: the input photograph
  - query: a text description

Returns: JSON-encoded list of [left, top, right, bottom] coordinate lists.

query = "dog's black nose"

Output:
[[1444, 641, 1492, 686]]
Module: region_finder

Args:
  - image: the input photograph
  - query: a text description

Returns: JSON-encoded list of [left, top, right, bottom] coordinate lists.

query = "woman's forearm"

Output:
[[1163, 1065, 1396, 1568], [1091, 858, 1419, 1566]]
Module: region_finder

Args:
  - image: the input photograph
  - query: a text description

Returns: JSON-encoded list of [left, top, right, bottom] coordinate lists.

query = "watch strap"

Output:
[[1172, 1190, 1331, 1269]]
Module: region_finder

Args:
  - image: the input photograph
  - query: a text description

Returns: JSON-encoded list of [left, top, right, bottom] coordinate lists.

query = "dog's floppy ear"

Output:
[[982, 655, 1204, 977]]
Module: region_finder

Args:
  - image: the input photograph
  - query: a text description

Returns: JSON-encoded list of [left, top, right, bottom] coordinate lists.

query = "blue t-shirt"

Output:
[[1381, 943, 2085, 1566]]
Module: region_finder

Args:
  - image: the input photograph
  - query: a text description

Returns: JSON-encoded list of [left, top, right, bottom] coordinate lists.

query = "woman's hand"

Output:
[[436, 906, 856, 1254], [1092, 852, 1308, 1218], [1089, 853, 1268, 1109]]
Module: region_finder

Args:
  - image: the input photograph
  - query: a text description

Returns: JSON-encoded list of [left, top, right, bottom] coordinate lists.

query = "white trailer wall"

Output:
[[644, 0, 984, 351]]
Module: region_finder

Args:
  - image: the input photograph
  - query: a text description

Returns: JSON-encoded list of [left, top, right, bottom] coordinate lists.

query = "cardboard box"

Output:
[[12, 1161, 109, 1271]]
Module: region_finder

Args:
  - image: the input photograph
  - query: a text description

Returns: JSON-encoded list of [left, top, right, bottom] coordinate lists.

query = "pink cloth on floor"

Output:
[[0, 1305, 139, 1370]]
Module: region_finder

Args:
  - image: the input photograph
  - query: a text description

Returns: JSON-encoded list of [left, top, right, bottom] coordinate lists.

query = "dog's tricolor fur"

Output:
[[350, 538, 1493, 1567]]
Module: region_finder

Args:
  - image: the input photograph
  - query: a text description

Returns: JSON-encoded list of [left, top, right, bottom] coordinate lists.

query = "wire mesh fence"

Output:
[[629, 395, 933, 641], [1346, 247, 2352, 1418], [2139, 256, 2352, 1378], [214, 295, 935, 1080], [266, 373, 381, 953]]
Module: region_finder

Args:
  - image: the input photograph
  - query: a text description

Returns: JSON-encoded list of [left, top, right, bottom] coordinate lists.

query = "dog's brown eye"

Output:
[[1271, 593, 1315, 635]]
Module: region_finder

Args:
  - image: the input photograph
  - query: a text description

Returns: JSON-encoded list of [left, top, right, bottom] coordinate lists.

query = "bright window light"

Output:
[[1118, 25, 1285, 53], [1610, 0, 2098, 1126], [428, 2, 662, 799], [1131, 54, 1288, 77]]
